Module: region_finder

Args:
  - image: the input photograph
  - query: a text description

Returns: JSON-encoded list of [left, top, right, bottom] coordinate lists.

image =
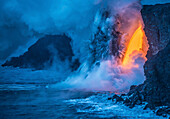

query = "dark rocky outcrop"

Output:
[[112, 94, 124, 102], [2, 35, 80, 70], [156, 107, 170, 117], [126, 37, 170, 116], [141, 3, 170, 58], [126, 3, 170, 110], [109, 4, 170, 117], [143, 42, 170, 107]]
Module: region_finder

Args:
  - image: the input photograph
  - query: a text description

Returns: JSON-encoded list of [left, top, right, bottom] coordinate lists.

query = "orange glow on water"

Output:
[[122, 25, 146, 65]]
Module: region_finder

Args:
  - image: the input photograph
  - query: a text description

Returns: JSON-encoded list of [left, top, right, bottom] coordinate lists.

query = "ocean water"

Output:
[[0, 67, 163, 119]]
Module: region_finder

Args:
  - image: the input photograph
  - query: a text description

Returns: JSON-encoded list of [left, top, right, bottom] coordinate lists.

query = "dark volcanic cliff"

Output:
[[109, 3, 170, 117], [126, 3, 170, 116], [141, 3, 170, 57], [127, 42, 170, 106], [143, 42, 170, 108], [139, 3, 170, 107], [2, 35, 80, 70], [123, 42, 170, 117]]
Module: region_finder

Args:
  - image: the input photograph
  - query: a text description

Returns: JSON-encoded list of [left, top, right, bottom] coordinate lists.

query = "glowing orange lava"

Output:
[[122, 24, 147, 65]]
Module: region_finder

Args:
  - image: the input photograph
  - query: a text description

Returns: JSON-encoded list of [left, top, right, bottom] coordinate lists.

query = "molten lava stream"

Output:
[[122, 25, 146, 66]]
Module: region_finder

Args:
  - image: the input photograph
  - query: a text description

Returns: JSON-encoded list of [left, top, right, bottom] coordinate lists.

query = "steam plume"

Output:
[[55, 0, 149, 93]]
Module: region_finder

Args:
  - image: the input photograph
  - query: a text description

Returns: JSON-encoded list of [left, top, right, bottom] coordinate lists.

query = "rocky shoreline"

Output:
[[107, 3, 170, 117], [108, 91, 169, 117]]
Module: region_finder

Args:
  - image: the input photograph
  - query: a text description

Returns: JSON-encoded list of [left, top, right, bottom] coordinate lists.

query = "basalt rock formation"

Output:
[[124, 3, 170, 117], [143, 42, 170, 108], [125, 42, 170, 116], [2, 35, 80, 70], [109, 3, 170, 117], [135, 3, 170, 108], [141, 3, 170, 58]]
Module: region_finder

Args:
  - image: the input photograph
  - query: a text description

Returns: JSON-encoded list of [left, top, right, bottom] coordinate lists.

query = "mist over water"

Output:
[[56, 54, 146, 93]]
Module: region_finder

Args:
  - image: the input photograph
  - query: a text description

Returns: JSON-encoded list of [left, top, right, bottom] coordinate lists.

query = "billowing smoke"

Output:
[[55, 0, 149, 93], [56, 53, 146, 93]]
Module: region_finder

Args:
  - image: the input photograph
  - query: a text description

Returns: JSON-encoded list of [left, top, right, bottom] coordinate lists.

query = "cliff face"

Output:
[[125, 3, 170, 116], [109, 42, 170, 116], [123, 42, 170, 117], [139, 3, 170, 107], [2, 35, 80, 70], [143, 42, 170, 107], [141, 3, 170, 57], [108, 3, 170, 117]]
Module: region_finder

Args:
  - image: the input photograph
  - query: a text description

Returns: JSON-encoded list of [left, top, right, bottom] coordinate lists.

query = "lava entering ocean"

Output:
[[122, 24, 149, 67], [55, 24, 149, 93], [55, 1, 149, 93]]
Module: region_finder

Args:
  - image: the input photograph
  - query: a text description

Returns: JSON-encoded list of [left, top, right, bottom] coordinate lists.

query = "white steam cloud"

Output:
[[55, 54, 146, 93], [53, 0, 148, 93]]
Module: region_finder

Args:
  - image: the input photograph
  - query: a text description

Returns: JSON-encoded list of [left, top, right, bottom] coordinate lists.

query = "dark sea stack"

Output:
[[2, 35, 80, 70], [141, 3, 170, 58]]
